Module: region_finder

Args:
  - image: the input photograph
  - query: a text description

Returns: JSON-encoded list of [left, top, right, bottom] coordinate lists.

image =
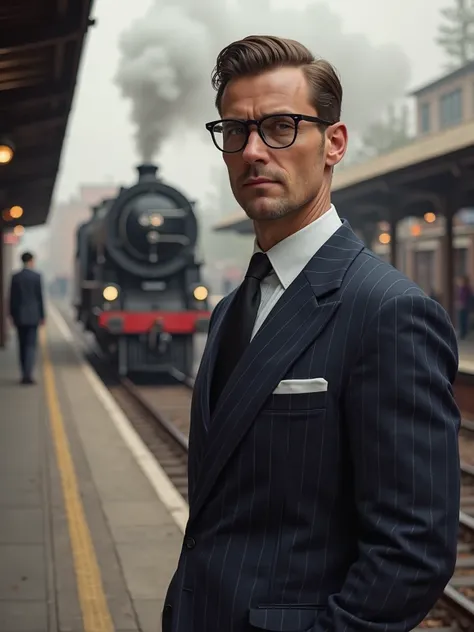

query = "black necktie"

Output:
[[210, 252, 272, 414]]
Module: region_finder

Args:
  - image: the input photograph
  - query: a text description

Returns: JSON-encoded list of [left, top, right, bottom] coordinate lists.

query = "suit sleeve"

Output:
[[313, 292, 461, 632], [37, 274, 45, 321], [9, 275, 18, 321]]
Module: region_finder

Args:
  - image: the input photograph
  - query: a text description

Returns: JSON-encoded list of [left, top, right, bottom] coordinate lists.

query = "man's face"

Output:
[[220, 66, 346, 222]]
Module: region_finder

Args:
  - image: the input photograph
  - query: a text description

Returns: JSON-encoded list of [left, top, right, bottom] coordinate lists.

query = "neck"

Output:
[[254, 184, 332, 252]]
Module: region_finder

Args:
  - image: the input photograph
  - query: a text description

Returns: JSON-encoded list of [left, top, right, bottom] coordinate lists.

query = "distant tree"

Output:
[[347, 103, 412, 164], [436, 0, 474, 68]]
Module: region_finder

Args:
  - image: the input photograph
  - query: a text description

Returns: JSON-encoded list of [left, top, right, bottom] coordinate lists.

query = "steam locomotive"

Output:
[[73, 163, 210, 376]]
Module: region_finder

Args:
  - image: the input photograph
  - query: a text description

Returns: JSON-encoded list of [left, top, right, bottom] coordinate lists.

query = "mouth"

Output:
[[243, 178, 278, 187]]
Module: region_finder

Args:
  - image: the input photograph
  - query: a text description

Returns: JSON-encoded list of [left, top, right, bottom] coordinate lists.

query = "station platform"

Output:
[[0, 307, 186, 632]]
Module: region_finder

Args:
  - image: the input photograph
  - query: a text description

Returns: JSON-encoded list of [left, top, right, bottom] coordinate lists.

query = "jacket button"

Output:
[[163, 603, 172, 617], [184, 535, 196, 549]]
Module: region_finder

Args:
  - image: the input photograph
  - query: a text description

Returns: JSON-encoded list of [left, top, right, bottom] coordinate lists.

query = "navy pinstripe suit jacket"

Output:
[[163, 221, 461, 632]]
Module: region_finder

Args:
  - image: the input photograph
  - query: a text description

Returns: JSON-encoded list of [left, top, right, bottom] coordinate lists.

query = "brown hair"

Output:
[[211, 35, 342, 123]]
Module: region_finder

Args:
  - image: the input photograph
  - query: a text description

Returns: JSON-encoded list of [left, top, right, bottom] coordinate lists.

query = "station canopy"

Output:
[[0, 0, 95, 228]]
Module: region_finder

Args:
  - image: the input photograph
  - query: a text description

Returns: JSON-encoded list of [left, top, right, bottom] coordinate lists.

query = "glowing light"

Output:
[[193, 285, 208, 301], [10, 205, 23, 219], [410, 224, 421, 237], [13, 225, 24, 236], [2, 209, 11, 221], [103, 285, 119, 301], [0, 144, 14, 164], [378, 232, 391, 244], [150, 213, 163, 227], [424, 212, 436, 223]]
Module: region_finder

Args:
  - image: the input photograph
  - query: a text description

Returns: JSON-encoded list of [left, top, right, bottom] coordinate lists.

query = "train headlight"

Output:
[[192, 285, 208, 301], [103, 285, 119, 301]]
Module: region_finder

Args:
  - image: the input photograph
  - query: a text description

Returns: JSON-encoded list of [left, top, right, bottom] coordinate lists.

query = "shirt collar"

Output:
[[252, 205, 342, 290]]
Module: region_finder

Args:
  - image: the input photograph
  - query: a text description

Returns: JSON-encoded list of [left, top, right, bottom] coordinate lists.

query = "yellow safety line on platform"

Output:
[[40, 327, 115, 632]]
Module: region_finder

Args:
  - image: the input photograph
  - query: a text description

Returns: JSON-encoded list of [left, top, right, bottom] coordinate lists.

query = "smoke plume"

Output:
[[115, 0, 411, 162]]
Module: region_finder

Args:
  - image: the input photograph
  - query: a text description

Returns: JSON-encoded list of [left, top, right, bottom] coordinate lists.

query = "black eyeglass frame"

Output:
[[205, 113, 336, 153]]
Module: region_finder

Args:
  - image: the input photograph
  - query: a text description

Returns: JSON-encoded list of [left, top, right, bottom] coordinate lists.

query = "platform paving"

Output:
[[48, 324, 184, 630], [0, 338, 58, 631], [0, 316, 185, 632]]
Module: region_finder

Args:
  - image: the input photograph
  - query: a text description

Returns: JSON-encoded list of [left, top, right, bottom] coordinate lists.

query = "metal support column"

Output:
[[443, 211, 455, 321], [389, 212, 398, 269], [0, 229, 5, 348]]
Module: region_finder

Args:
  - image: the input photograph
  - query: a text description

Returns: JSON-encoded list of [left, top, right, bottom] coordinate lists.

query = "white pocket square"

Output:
[[272, 377, 328, 395]]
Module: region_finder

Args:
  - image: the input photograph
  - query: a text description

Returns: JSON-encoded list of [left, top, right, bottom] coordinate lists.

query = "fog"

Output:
[[115, 0, 411, 161]]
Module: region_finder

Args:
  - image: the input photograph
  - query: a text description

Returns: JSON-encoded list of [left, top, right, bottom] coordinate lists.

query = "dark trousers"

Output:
[[16, 325, 38, 380]]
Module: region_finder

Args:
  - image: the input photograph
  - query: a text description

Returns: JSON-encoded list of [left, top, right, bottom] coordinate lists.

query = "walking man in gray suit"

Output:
[[9, 251, 45, 385], [163, 35, 461, 632]]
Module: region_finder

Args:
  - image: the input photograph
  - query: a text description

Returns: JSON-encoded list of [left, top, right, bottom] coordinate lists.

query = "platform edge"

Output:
[[48, 303, 188, 534]]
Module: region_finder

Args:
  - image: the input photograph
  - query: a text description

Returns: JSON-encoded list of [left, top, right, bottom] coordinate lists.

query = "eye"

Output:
[[223, 123, 245, 137], [275, 121, 292, 130]]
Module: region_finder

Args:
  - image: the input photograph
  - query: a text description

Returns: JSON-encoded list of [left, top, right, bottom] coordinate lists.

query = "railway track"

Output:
[[430, 463, 474, 630], [112, 378, 191, 501], [87, 355, 192, 501]]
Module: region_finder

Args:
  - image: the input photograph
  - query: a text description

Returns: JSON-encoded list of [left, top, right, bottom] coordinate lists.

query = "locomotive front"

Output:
[[100, 163, 198, 277], [76, 163, 210, 377]]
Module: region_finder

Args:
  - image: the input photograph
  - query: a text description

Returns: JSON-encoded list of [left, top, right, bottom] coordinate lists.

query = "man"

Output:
[[9, 251, 45, 384], [163, 35, 461, 632]]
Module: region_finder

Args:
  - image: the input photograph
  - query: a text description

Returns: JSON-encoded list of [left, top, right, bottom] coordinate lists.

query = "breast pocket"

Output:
[[263, 389, 328, 413]]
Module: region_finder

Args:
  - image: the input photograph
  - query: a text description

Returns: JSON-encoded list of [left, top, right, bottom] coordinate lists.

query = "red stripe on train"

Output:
[[98, 311, 210, 334]]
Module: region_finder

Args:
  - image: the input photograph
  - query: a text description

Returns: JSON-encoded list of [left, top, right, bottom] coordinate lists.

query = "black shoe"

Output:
[[21, 377, 35, 385]]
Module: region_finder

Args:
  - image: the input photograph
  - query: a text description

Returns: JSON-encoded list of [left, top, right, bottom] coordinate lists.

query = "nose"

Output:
[[241, 128, 269, 164]]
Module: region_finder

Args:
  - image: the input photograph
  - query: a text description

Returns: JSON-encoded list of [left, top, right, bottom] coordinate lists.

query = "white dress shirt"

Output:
[[251, 205, 342, 339]]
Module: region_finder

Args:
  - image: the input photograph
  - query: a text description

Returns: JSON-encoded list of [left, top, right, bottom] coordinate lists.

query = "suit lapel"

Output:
[[189, 221, 365, 521]]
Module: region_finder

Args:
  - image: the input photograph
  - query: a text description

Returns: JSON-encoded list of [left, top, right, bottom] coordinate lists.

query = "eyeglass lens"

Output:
[[211, 115, 297, 152]]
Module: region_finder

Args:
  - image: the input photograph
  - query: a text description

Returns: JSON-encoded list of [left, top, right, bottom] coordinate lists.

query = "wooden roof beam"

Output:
[[0, 20, 87, 55]]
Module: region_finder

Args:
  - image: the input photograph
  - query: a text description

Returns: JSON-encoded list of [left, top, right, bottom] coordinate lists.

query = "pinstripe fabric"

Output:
[[162, 220, 461, 632]]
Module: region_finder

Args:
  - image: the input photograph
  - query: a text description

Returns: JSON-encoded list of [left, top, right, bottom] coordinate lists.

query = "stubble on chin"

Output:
[[242, 195, 294, 221]]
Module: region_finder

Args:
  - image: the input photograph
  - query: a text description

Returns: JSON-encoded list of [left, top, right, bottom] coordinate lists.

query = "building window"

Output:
[[420, 102, 430, 133], [439, 88, 463, 128]]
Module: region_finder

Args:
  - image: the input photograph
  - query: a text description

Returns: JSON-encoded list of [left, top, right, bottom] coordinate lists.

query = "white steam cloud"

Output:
[[115, 0, 411, 162]]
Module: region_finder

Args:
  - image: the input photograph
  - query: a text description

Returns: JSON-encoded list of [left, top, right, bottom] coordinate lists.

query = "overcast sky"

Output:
[[51, 0, 448, 214]]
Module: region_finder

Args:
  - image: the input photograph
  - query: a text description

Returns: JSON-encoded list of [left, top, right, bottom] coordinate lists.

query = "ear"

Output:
[[325, 122, 348, 167]]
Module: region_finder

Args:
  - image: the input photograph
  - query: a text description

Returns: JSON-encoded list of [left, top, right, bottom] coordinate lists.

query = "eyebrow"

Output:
[[223, 110, 297, 119]]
